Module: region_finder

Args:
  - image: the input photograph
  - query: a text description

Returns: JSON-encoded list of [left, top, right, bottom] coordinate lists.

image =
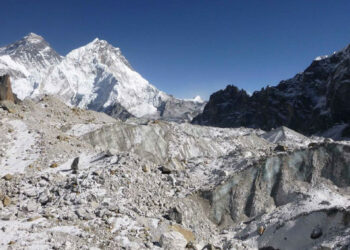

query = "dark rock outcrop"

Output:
[[192, 44, 350, 136], [0, 74, 19, 103]]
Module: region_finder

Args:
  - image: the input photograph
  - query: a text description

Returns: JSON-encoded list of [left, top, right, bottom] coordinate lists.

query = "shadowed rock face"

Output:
[[193, 44, 350, 136], [0, 74, 17, 103], [202, 143, 350, 225]]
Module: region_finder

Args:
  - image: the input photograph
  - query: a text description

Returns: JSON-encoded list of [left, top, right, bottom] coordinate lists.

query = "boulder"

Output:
[[71, 157, 79, 174], [0, 75, 17, 103], [160, 231, 187, 250]]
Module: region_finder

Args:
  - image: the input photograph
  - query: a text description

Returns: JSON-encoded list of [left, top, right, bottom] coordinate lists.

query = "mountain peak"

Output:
[[23, 32, 45, 44], [89, 38, 111, 47]]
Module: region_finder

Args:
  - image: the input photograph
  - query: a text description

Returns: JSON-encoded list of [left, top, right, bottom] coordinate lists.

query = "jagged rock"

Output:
[[71, 157, 79, 174], [193, 44, 350, 137], [0, 74, 15, 103]]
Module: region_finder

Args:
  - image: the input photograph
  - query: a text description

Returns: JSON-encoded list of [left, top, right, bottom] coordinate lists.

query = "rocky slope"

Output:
[[193, 44, 350, 138], [0, 95, 349, 249], [0, 33, 204, 122]]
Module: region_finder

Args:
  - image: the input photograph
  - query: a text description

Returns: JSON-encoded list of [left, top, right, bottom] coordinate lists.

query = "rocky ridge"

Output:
[[193, 43, 350, 139], [0, 95, 349, 249]]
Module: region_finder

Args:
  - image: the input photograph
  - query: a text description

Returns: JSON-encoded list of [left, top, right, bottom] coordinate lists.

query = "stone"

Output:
[[202, 243, 221, 250], [38, 190, 50, 205], [24, 200, 37, 212], [163, 207, 182, 224], [310, 226, 323, 239], [308, 142, 318, 148], [2, 196, 11, 207], [2, 174, 13, 181], [50, 163, 58, 168], [186, 242, 198, 249], [274, 144, 287, 152], [258, 225, 265, 236], [0, 75, 15, 103], [159, 166, 172, 174], [71, 157, 79, 174], [142, 165, 150, 173], [160, 231, 187, 250]]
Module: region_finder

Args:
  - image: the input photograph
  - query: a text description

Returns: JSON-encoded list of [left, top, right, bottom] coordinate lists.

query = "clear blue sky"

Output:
[[1, 0, 350, 99]]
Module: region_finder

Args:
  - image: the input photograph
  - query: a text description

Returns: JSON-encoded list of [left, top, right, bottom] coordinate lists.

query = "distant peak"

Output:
[[92, 37, 100, 43], [24, 32, 44, 43], [193, 95, 204, 103], [90, 37, 108, 46]]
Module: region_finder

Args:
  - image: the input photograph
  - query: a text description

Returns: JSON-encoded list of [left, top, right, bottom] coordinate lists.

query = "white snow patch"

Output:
[[0, 120, 38, 175]]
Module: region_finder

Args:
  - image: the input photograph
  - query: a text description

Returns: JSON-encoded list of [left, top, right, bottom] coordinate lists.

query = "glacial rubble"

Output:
[[0, 96, 349, 249]]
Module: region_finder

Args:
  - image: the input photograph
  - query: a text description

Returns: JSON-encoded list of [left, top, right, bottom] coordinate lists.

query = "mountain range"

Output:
[[1, 33, 350, 139], [0, 33, 205, 121], [193, 43, 350, 138]]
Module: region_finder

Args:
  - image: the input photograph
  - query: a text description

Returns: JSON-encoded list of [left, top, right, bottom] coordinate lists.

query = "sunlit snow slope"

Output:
[[0, 33, 205, 121]]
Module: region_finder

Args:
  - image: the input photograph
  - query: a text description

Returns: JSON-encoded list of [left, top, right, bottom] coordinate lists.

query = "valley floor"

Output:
[[0, 96, 349, 250]]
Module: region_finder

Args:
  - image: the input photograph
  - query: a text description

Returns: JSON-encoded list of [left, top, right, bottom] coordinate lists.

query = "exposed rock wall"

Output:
[[193, 44, 350, 136]]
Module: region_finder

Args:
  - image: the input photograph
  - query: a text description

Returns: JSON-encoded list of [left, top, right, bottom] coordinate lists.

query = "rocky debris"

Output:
[[82, 119, 270, 170], [0, 95, 349, 249], [193, 44, 350, 138]]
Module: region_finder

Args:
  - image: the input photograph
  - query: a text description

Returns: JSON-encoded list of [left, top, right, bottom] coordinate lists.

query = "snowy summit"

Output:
[[0, 33, 205, 121]]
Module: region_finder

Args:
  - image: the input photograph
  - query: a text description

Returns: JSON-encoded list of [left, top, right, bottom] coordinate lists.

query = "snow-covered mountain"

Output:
[[0, 33, 205, 121], [0, 33, 62, 99]]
